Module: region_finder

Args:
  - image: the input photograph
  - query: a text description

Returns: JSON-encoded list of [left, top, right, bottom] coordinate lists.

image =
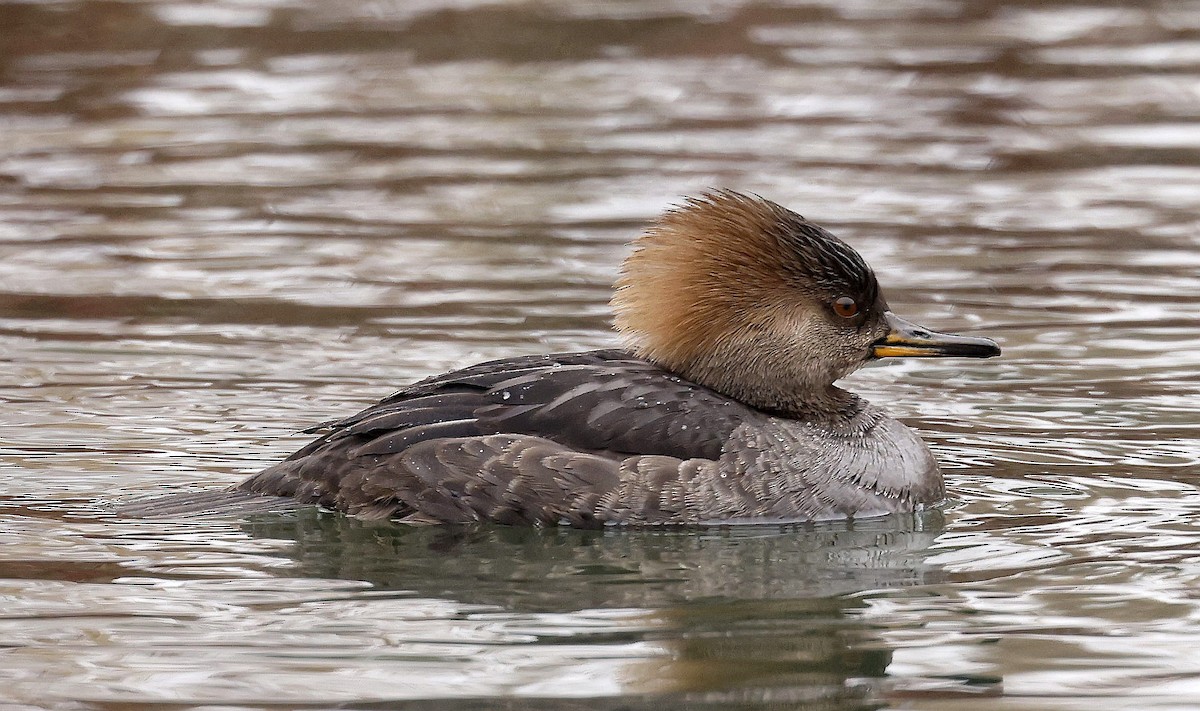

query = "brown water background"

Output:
[[2, 1, 1200, 709]]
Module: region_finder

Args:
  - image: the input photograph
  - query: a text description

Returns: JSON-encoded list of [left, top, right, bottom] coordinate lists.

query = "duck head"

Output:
[[612, 190, 999, 416]]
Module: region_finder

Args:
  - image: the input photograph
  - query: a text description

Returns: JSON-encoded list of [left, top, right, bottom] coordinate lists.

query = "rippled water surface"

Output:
[[3, 1, 1200, 709]]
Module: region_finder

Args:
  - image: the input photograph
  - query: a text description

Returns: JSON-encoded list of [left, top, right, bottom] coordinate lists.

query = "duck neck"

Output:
[[753, 384, 867, 428], [670, 354, 866, 426], [631, 344, 869, 429]]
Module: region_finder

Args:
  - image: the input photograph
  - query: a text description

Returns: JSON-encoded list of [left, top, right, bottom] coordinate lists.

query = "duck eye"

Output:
[[832, 296, 859, 318]]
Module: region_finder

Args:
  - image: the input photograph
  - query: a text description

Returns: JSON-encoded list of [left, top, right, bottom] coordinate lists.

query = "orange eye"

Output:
[[832, 296, 859, 318]]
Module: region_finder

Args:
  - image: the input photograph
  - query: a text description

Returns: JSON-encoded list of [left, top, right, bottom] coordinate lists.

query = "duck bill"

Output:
[[871, 311, 1000, 359]]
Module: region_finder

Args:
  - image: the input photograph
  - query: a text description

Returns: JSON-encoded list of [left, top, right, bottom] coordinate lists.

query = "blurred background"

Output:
[[2, 1, 1199, 709]]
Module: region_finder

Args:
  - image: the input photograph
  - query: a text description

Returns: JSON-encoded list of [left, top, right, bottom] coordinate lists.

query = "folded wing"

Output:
[[237, 349, 747, 525]]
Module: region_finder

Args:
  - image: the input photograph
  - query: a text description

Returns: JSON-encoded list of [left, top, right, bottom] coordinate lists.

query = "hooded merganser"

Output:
[[231, 190, 999, 526]]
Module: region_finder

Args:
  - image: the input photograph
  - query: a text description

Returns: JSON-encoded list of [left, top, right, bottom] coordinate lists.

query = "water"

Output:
[[2, 0, 1199, 708]]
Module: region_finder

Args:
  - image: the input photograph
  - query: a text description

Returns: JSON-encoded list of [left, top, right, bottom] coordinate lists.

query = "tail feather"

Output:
[[117, 490, 300, 519]]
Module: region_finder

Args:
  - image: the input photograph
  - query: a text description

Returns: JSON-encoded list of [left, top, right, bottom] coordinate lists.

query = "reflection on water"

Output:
[[2, 0, 1200, 709], [2, 510, 941, 707], [242, 510, 946, 607]]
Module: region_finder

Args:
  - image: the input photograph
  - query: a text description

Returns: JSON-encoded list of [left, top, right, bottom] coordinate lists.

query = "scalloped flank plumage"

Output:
[[125, 191, 1000, 527]]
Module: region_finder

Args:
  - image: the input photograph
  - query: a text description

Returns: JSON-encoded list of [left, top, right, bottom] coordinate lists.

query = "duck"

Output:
[[196, 191, 1000, 527]]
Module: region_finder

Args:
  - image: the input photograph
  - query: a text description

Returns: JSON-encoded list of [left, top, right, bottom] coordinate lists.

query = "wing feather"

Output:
[[236, 350, 749, 525]]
